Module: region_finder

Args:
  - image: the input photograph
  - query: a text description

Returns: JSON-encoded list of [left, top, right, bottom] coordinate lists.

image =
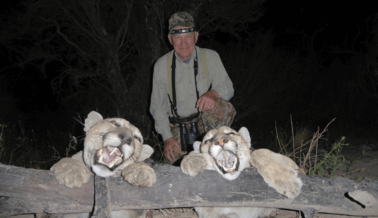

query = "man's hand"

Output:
[[196, 90, 219, 112], [164, 137, 181, 163]]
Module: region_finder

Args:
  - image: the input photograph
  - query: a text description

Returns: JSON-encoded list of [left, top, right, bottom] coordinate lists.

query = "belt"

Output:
[[169, 113, 199, 124]]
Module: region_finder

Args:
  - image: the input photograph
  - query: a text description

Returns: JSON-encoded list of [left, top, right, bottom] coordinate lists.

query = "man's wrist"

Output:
[[208, 90, 219, 99], [165, 137, 178, 147], [209, 90, 219, 98], [162, 131, 174, 142], [165, 137, 174, 143]]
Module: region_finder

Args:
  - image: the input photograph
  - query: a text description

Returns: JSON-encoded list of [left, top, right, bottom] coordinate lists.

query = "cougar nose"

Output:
[[214, 138, 228, 146], [119, 133, 132, 144]]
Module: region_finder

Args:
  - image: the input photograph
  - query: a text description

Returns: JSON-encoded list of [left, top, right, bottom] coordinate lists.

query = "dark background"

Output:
[[0, 0, 377, 168]]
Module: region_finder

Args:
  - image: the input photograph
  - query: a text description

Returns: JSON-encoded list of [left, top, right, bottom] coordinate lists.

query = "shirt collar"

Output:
[[174, 46, 199, 65]]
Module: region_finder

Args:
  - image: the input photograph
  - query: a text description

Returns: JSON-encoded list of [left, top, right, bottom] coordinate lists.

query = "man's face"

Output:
[[168, 26, 199, 61]]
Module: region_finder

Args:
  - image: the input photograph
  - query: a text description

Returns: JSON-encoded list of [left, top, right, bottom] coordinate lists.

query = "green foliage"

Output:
[[347, 158, 358, 174], [269, 118, 352, 178], [354, 176, 364, 181], [308, 136, 348, 177], [346, 158, 366, 181]]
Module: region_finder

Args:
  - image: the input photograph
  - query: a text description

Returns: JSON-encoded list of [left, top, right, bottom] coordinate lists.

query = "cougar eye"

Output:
[[226, 132, 236, 135], [134, 136, 142, 143], [109, 120, 120, 127], [125, 137, 132, 144]]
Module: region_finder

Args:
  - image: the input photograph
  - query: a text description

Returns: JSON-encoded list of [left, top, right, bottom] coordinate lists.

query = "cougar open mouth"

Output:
[[216, 150, 239, 173], [95, 146, 123, 170]]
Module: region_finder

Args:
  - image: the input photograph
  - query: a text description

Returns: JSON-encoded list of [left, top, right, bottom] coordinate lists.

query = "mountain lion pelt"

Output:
[[181, 126, 303, 218], [51, 111, 155, 218]]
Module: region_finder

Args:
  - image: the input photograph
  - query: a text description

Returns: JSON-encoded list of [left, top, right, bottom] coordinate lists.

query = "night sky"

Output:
[[1, 0, 377, 131], [0, 0, 377, 170], [265, 1, 375, 50]]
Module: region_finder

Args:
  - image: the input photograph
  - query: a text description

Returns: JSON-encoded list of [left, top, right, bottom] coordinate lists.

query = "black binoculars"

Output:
[[179, 122, 200, 152]]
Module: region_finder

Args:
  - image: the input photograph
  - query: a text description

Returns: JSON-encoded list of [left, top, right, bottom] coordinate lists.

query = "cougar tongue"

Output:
[[96, 146, 123, 169], [217, 150, 237, 172]]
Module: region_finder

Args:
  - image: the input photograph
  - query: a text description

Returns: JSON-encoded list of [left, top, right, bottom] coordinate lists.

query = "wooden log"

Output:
[[93, 176, 112, 218], [0, 163, 94, 216], [0, 163, 377, 217]]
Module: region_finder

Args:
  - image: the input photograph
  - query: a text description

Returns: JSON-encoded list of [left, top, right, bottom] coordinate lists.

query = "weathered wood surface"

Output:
[[93, 176, 112, 218], [0, 163, 378, 217], [0, 163, 94, 216]]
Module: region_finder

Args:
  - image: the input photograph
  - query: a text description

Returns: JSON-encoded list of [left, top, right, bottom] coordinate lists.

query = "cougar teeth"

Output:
[[217, 150, 238, 173], [96, 146, 123, 170], [110, 148, 117, 156], [97, 148, 103, 156], [108, 156, 123, 168]]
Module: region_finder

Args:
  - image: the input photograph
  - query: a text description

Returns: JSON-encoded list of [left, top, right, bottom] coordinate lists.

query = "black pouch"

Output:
[[179, 122, 200, 152]]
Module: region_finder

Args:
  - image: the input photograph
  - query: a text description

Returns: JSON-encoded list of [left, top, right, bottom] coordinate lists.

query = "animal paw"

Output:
[[251, 149, 303, 199], [122, 162, 156, 187], [51, 158, 92, 188], [270, 173, 302, 199], [181, 154, 208, 177]]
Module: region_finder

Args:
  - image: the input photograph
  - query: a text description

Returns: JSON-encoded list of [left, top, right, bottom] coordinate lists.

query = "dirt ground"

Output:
[[152, 138, 378, 218]]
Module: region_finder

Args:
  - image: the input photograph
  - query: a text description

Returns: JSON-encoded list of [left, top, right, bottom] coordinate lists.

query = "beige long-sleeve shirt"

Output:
[[150, 46, 234, 141]]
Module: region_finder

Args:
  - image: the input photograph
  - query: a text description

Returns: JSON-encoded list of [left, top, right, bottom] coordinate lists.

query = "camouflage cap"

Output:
[[168, 12, 194, 32]]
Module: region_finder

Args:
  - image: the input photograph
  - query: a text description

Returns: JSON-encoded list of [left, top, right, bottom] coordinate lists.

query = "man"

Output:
[[150, 12, 235, 164]]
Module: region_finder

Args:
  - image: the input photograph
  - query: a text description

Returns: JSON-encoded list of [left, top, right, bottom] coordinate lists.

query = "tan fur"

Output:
[[51, 111, 155, 218], [250, 149, 302, 199], [181, 126, 303, 218]]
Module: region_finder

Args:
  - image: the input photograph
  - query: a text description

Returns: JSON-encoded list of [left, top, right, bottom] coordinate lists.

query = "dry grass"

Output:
[[276, 117, 341, 176]]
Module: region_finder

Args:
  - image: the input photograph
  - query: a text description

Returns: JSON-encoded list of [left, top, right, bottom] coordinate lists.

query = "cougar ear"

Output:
[[193, 141, 201, 152], [238, 127, 251, 148], [84, 111, 104, 132], [138, 144, 154, 161]]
